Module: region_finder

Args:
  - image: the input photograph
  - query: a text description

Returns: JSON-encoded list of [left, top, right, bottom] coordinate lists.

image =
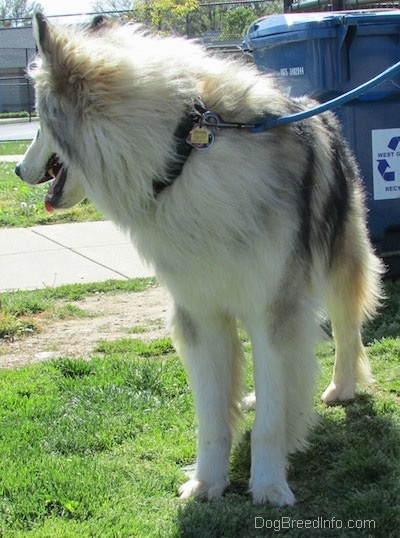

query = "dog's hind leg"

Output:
[[169, 304, 244, 500], [322, 214, 383, 403]]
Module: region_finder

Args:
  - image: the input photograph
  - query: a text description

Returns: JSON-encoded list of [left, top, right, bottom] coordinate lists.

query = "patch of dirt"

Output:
[[0, 285, 171, 369]]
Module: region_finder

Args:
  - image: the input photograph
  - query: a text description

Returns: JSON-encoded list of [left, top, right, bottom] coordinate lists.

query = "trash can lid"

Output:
[[246, 10, 400, 39]]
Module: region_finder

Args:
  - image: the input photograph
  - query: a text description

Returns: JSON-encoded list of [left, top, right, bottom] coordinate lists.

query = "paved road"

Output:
[[0, 119, 38, 141]]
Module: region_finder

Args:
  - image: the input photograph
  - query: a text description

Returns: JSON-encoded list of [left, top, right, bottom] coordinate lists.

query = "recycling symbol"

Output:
[[372, 128, 400, 201], [377, 136, 400, 182], [377, 159, 395, 181]]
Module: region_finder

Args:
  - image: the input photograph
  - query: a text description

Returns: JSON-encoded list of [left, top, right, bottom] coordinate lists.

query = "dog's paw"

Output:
[[321, 381, 355, 404], [178, 479, 228, 501], [251, 482, 296, 506]]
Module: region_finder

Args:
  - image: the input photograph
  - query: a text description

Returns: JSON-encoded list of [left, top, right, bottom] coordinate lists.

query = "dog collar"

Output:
[[152, 102, 207, 197], [152, 102, 261, 197]]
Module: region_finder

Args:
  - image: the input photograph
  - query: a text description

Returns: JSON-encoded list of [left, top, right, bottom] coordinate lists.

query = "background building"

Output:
[[0, 25, 35, 113]]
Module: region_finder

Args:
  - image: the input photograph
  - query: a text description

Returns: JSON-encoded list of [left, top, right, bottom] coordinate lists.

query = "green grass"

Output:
[[0, 140, 31, 156], [0, 351, 191, 537], [0, 155, 103, 228], [0, 112, 36, 121], [0, 278, 398, 536]]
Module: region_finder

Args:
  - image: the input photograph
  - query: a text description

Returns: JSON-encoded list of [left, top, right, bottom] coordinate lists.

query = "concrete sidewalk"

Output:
[[1, 155, 26, 162], [0, 220, 155, 291]]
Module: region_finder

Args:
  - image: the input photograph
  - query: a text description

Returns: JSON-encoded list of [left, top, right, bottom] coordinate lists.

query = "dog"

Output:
[[16, 13, 383, 506]]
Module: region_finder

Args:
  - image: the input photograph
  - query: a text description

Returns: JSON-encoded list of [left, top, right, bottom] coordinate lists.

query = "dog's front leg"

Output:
[[247, 321, 295, 506], [170, 306, 242, 500]]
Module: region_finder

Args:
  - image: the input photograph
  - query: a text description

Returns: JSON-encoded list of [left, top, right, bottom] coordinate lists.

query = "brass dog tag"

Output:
[[190, 126, 211, 144], [186, 123, 215, 150]]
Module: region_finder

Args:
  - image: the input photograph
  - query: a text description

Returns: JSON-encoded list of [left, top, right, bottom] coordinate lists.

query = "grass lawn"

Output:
[[0, 279, 399, 537], [0, 141, 103, 227], [0, 141, 31, 156]]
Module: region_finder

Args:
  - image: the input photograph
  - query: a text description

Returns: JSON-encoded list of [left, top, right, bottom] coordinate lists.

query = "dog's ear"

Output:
[[89, 15, 109, 31], [33, 12, 53, 60], [32, 12, 84, 101]]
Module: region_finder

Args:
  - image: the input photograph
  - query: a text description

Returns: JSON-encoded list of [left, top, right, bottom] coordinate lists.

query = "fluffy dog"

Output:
[[16, 13, 383, 506]]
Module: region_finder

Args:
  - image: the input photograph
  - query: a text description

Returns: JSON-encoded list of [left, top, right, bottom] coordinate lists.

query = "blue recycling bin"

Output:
[[244, 11, 400, 273]]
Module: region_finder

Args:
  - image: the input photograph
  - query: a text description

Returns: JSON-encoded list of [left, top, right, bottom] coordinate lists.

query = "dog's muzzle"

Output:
[[15, 153, 68, 212]]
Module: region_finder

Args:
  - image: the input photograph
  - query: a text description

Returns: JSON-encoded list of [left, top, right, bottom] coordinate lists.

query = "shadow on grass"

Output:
[[363, 279, 400, 343], [176, 394, 400, 537]]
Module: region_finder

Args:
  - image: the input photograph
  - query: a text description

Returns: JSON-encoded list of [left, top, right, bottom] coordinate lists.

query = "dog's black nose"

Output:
[[15, 164, 21, 178]]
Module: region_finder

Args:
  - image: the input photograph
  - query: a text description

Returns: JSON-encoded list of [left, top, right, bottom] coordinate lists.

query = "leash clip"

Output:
[[202, 111, 225, 130], [202, 110, 260, 131]]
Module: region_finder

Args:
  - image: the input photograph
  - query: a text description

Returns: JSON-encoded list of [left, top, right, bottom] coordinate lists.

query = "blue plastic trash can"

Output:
[[244, 11, 400, 275]]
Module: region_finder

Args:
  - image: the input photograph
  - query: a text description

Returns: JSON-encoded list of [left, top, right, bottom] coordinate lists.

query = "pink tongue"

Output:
[[44, 170, 58, 212]]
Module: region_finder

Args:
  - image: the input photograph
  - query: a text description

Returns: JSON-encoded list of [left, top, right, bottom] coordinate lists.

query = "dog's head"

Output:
[[15, 13, 111, 211], [16, 12, 211, 212]]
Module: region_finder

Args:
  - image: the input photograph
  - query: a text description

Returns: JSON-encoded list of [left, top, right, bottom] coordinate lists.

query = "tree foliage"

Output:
[[131, 0, 199, 33], [91, 0, 132, 13], [221, 7, 258, 39], [91, 0, 279, 39], [0, 0, 43, 26]]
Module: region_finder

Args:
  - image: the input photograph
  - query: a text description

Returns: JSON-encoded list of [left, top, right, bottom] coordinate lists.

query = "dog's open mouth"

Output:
[[39, 154, 67, 212]]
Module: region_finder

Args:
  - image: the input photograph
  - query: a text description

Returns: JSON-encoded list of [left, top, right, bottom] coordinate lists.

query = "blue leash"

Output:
[[251, 59, 400, 132], [202, 60, 400, 133]]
